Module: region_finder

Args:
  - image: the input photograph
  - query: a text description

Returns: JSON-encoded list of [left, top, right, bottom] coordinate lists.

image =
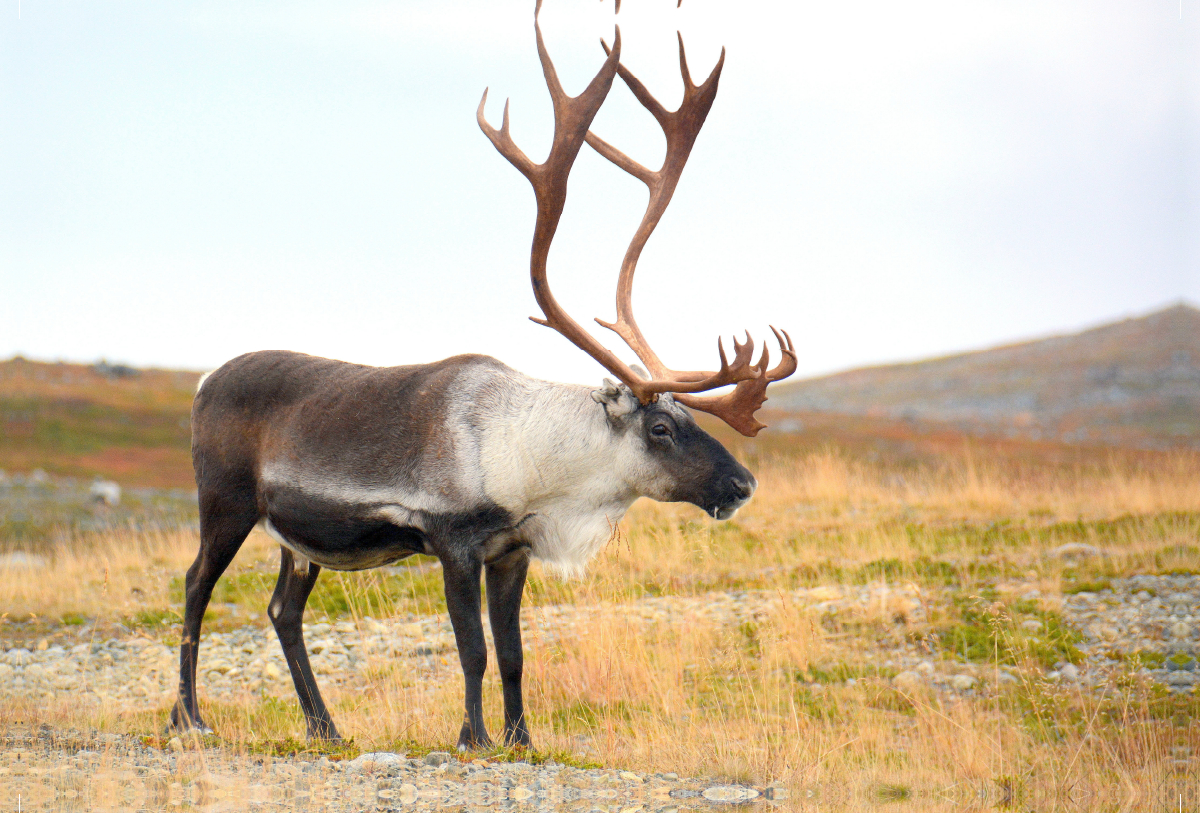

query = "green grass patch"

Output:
[[1123, 650, 1165, 669], [127, 608, 181, 629], [865, 685, 917, 716], [1061, 579, 1111, 595], [549, 699, 643, 732], [244, 737, 361, 760], [936, 596, 1083, 669], [799, 662, 899, 684], [790, 687, 844, 721]]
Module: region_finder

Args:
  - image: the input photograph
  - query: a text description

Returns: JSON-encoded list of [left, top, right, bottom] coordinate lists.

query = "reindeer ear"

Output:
[[591, 378, 638, 421]]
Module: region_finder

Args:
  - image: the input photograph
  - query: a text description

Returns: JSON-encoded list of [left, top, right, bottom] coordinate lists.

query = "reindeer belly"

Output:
[[259, 484, 519, 571], [260, 488, 429, 572]]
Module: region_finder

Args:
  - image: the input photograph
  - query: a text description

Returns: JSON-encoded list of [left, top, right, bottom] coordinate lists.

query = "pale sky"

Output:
[[2, 0, 1197, 384]]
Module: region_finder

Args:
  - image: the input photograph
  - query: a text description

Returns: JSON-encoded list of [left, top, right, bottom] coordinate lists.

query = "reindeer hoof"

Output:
[[167, 706, 213, 736], [165, 720, 213, 737], [305, 717, 342, 742], [456, 732, 493, 751]]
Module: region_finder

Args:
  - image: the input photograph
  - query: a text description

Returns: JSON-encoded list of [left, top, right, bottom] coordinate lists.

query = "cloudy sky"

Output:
[[2, 0, 1196, 383]]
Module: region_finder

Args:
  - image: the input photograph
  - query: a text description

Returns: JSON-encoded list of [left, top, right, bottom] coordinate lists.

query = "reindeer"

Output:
[[169, 5, 795, 750]]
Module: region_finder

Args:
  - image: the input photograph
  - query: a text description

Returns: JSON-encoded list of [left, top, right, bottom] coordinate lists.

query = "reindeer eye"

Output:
[[651, 424, 672, 438]]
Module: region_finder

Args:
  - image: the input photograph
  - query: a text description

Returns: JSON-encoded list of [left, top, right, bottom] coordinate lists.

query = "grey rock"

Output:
[[353, 752, 406, 770]]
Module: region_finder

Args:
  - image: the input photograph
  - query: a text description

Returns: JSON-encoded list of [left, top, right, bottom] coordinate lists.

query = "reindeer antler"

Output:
[[585, 34, 796, 434], [479, 9, 795, 436]]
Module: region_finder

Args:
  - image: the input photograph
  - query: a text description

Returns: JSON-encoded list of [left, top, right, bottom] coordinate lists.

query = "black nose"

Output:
[[730, 476, 754, 500]]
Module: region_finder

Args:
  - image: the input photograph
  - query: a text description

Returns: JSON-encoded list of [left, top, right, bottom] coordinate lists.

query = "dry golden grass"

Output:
[[2, 441, 1198, 809]]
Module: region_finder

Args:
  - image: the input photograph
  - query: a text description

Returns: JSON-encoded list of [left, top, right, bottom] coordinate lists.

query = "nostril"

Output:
[[730, 477, 753, 500]]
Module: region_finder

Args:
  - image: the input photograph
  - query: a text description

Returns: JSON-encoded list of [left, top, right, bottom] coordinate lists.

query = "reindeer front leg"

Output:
[[486, 548, 531, 747], [442, 554, 491, 750]]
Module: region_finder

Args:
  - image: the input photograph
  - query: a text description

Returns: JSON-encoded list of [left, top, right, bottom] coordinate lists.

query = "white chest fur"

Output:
[[471, 381, 655, 576]]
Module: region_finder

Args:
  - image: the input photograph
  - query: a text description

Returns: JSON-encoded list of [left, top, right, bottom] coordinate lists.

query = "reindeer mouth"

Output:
[[710, 500, 748, 521], [709, 474, 755, 520]]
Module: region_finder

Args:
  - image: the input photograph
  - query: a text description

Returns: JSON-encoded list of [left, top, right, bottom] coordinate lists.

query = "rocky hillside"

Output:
[[770, 304, 1200, 448]]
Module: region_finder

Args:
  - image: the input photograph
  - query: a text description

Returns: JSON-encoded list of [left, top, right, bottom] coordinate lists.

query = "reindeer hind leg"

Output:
[[268, 547, 341, 740], [169, 485, 258, 734]]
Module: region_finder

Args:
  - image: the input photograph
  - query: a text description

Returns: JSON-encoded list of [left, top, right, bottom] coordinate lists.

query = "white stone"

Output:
[[950, 674, 976, 691]]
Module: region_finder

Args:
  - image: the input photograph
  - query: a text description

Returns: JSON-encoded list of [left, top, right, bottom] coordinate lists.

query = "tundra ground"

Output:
[[1, 438, 1198, 811]]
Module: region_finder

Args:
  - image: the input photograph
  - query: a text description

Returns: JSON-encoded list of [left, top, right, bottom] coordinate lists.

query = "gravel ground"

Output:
[[0, 728, 779, 811], [3, 576, 1194, 707], [2, 585, 935, 708], [1, 576, 1195, 810], [1057, 574, 1199, 692]]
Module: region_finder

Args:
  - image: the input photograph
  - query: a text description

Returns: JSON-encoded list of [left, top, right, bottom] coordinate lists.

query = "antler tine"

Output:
[[767, 326, 798, 381], [673, 327, 798, 436], [477, 93, 537, 182]]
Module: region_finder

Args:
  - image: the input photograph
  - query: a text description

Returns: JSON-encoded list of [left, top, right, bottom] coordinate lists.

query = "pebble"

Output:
[[949, 675, 976, 692], [352, 751, 406, 770]]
